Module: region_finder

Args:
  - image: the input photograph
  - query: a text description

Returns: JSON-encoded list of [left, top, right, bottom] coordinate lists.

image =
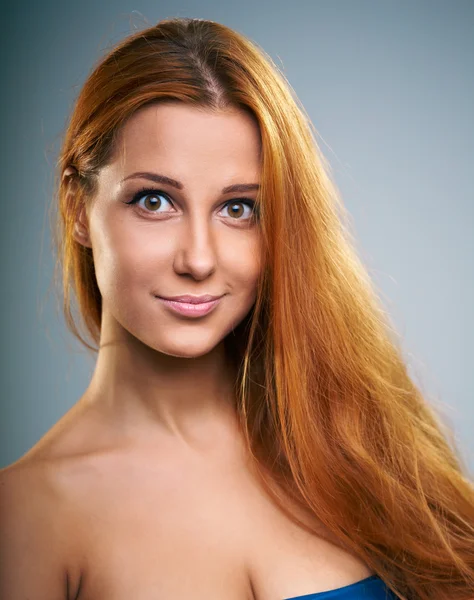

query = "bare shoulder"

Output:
[[0, 401, 103, 599], [0, 455, 85, 599]]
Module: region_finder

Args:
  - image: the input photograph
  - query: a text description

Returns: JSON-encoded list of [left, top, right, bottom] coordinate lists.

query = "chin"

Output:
[[162, 347, 213, 359], [143, 331, 225, 359]]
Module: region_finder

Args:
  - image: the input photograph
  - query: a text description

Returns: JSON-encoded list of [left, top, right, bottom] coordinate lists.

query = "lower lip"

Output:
[[157, 296, 223, 317]]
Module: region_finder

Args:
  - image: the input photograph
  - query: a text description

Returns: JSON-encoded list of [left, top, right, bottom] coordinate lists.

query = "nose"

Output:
[[173, 213, 217, 280]]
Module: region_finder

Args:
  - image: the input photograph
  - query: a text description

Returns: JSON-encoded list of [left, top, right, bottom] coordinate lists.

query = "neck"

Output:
[[82, 310, 240, 451]]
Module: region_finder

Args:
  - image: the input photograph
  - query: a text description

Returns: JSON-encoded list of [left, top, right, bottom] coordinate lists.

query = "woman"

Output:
[[1, 16, 473, 600]]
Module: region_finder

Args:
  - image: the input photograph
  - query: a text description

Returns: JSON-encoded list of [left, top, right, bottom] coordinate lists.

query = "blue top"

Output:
[[283, 574, 397, 599]]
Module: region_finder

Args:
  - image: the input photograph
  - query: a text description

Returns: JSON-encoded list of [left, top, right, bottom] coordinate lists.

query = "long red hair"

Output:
[[53, 17, 474, 600]]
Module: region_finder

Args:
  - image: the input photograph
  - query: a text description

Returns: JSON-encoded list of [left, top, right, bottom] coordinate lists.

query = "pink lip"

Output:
[[159, 294, 223, 304], [156, 296, 223, 317]]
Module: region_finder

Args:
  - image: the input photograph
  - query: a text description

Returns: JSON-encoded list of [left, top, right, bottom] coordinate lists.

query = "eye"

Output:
[[221, 200, 257, 222], [125, 188, 174, 213], [125, 188, 259, 222]]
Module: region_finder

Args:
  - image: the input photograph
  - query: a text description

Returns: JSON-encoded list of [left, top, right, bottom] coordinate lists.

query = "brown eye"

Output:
[[228, 203, 244, 218], [126, 189, 174, 213], [221, 200, 255, 221], [142, 194, 163, 211]]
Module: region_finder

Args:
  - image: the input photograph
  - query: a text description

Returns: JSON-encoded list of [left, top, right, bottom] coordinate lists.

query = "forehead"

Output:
[[110, 102, 262, 176]]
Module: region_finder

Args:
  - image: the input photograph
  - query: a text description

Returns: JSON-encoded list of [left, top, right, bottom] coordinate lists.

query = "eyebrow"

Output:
[[120, 171, 260, 194]]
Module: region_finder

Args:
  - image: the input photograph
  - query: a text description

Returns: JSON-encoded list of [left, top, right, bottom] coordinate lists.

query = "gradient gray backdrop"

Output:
[[1, 0, 473, 473]]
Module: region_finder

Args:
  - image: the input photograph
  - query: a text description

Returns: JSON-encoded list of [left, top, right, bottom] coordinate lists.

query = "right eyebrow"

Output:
[[121, 172, 183, 189], [120, 171, 260, 194]]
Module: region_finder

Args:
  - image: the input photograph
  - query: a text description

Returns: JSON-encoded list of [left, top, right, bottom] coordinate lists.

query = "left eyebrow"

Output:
[[120, 171, 260, 194]]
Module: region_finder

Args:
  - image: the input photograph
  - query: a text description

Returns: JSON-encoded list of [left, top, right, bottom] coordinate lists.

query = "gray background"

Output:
[[1, 0, 472, 473]]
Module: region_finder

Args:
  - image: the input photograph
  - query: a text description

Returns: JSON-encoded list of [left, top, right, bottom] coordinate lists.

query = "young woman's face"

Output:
[[76, 102, 263, 358]]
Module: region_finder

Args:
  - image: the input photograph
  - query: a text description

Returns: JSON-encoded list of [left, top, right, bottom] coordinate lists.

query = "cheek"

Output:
[[90, 215, 173, 297], [220, 234, 262, 293]]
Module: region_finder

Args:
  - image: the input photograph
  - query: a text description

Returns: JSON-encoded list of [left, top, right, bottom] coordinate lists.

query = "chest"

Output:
[[72, 449, 371, 600]]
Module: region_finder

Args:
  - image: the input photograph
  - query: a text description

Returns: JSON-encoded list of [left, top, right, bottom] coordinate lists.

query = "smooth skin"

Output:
[[0, 103, 372, 599]]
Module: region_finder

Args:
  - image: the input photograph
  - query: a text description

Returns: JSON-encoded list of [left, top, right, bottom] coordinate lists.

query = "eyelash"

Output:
[[125, 187, 259, 222]]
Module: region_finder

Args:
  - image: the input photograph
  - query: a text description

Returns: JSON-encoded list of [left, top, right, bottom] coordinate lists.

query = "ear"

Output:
[[63, 166, 92, 249], [73, 204, 92, 248]]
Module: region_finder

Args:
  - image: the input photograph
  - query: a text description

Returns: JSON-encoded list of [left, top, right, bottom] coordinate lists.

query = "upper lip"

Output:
[[158, 294, 224, 304]]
